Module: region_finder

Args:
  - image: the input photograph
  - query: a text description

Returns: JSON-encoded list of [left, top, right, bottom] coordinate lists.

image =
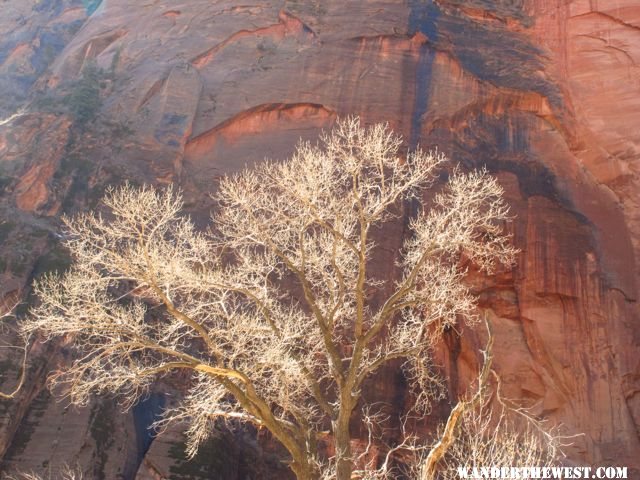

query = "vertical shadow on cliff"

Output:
[[127, 393, 165, 478]]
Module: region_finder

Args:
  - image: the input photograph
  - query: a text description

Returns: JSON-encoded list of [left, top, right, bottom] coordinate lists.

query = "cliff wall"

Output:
[[0, 1, 638, 478]]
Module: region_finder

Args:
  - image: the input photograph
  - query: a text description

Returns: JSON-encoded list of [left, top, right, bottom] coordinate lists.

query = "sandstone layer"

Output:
[[0, 1, 638, 478]]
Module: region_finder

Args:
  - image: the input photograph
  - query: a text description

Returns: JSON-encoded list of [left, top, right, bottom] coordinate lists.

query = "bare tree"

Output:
[[420, 327, 562, 480], [22, 117, 519, 479], [431, 391, 560, 480], [350, 324, 562, 480]]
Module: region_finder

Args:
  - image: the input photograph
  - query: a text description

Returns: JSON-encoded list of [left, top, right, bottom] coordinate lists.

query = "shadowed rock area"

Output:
[[0, 0, 638, 478]]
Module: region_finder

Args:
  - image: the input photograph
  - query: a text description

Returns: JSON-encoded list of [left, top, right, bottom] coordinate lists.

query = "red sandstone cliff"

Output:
[[0, 0, 638, 478]]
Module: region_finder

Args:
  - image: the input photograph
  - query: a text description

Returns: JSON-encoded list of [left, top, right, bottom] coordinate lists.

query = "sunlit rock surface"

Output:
[[0, 0, 638, 477]]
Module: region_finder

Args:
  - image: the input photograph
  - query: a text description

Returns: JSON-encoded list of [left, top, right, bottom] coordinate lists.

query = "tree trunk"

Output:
[[291, 459, 320, 480], [334, 394, 355, 480]]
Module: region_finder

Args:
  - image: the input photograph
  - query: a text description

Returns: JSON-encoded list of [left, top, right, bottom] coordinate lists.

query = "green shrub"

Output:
[[63, 62, 104, 126]]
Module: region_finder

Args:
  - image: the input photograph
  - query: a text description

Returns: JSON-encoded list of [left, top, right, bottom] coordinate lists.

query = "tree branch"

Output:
[[420, 320, 494, 479]]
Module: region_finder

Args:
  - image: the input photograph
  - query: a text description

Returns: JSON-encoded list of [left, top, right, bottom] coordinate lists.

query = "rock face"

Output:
[[0, 0, 638, 478]]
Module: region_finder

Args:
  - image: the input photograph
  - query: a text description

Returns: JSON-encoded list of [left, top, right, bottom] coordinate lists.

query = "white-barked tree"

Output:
[[23, 117, 528, 479]]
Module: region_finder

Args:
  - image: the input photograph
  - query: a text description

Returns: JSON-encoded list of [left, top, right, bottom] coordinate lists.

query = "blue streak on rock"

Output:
[[83, 0, 103, 16], [407, 0, 439, 149], [410, 45, 434, 149]]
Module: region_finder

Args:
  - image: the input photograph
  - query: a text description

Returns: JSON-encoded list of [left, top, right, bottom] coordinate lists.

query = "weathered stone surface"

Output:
[[12, 115, 71, 214], [0, 0, 88, 117], [0, 0, 638, 477]]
